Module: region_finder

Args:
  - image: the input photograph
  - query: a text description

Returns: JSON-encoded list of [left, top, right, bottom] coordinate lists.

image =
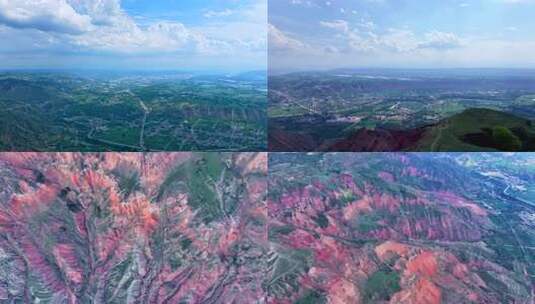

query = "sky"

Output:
[[269, 0, 535, 72], [0, 0, 266, 71]]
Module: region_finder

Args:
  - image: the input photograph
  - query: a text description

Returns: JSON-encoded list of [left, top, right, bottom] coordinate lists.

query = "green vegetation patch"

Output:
[[268, 224, 295, 240], [295, 289, 327, 304], [335, 189, 358, 207], [491, 126, 522, 151], [477, 271, 517, 303], [485, 214, 534, 274], [420, 108, 535, 151], [312, 213, 329, 228], [115, 170, 140, 199], [96, 126, 140, 146], [355, 212, 384, 233], [362, 267, 401, 303], [180, 237, 192, 250], [157, 153, 227, 223], [267, 249, 313, 299]]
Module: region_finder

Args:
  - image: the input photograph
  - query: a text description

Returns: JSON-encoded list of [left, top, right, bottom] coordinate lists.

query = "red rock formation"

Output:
[[406, 251, 439, 277], [0, 152, 267, 303], [375, 241, 410, 261]]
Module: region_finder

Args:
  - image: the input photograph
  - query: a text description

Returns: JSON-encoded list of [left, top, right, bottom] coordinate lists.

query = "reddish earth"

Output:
[[391, 278, 442, 304], [435, 191, 488, 216], [406, 251, 439, 277], [0, 152, 267, 303], [375, 241, 410, 261], [268, 153, 533, 303], [326, 127, 426, 152], [268, 125, 427, 152], [378, 171, 396, 183], [268, 127, 318, 151], [271, 171, 490, 243]]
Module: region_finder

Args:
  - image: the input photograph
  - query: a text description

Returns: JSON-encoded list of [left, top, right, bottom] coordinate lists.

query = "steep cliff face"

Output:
[[267, 153, 534, 304], [0, 152, 267, 303]]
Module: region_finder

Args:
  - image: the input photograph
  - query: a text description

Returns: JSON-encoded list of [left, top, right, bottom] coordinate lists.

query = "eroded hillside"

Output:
[[0, 152, 267, 303], [267, 153, 534, 304]]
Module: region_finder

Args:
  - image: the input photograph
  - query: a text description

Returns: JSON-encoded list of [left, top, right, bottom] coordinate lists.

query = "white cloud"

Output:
[[0, 0, 266, 67], [67, 0, 123, 26], [501, 0, 535, 3], [358, 20, 376, 30], [271, 0, 535, 70], [289, 0, 318, 8], [419, 31, 462, 49], [318, 20, 462, 53], [268, 23, 306, 52], [196, 1, 266, 54], [0, 0, 92, 34], [320, 20, 349, 33], [72, 21, 201, 53], [203, 9, 234, 18], [380, 28, 419, 52]]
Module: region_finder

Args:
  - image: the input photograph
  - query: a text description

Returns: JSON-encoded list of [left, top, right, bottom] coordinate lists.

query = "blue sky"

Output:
[[269, 0, 535, 71], [0, 0, 266, 71]]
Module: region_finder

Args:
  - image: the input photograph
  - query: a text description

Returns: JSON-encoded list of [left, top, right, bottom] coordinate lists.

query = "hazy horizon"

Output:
[[0, 67, 268, 75], [269, 0, 535, 71], [0, 0, 266, 71], [269, 66, 535, 77]]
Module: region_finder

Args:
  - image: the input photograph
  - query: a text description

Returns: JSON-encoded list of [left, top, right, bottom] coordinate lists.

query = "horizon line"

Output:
[[268, 67, 535, 75], [0, 68, 268, 74]]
